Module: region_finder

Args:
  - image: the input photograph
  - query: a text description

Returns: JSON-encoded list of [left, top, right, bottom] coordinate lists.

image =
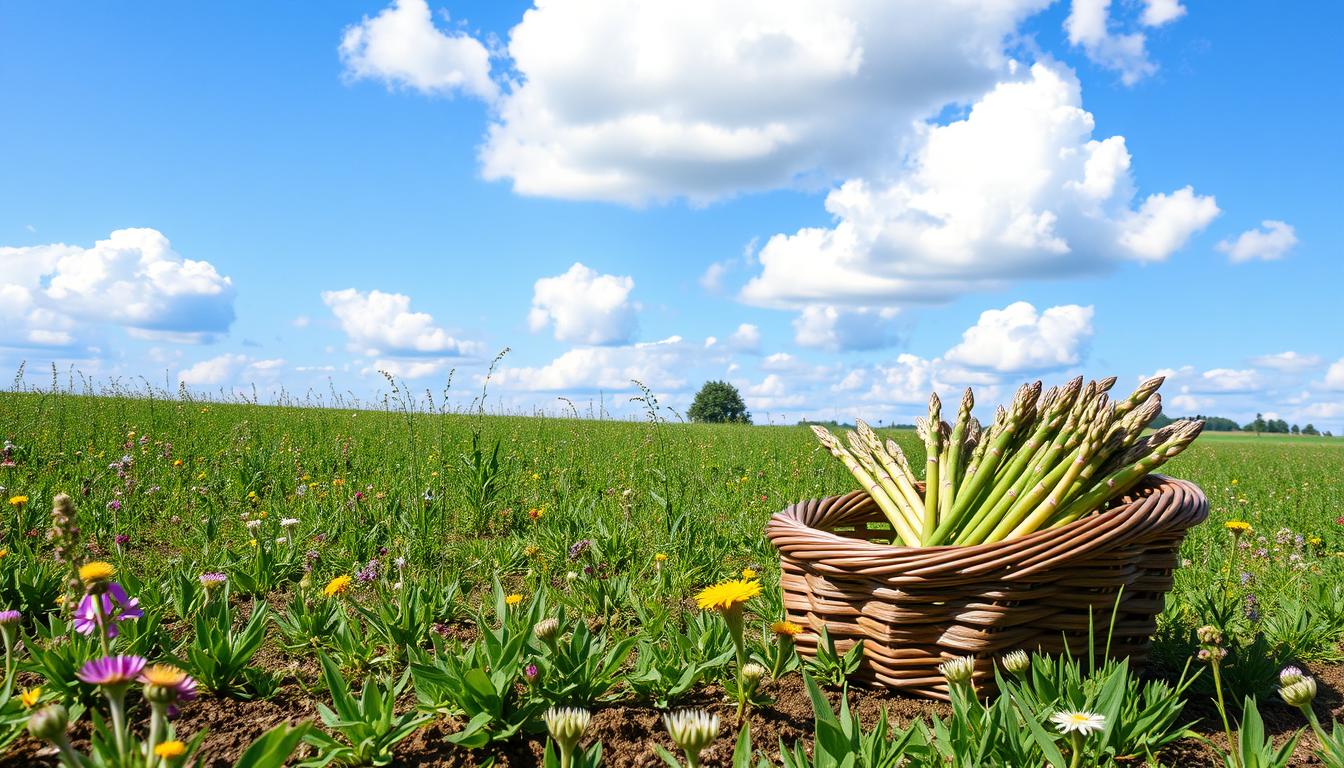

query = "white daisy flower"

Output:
[[1050, 710, 1106, 735]]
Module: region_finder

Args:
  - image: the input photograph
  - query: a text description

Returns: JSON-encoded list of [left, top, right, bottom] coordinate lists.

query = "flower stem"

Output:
[[53, 734, 81, 768], [1211, 661, 1241, 768], [146, 702, 167, 768], [92, 594, 112, 658], [107, 688, 130, 760], [1068, 732, 1083, 768]]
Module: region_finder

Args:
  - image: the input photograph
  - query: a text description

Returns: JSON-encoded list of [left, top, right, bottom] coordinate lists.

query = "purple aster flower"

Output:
[[77, 655, 146, 688], [73, 583, 143, 637]]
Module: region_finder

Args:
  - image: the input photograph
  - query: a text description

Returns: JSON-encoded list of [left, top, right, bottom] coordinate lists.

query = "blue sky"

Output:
[[2, 1, 1341, 429]]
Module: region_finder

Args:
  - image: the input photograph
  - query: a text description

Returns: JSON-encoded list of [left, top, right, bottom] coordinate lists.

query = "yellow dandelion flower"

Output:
[[1230, 479, 1238, 485], [771, 620, 803, 637], [79, 561, 116, 584], [524, 545, 540, 557], [1225, 521, 1252, 535], [0, 549, 7, 559], [505, 593, 523, 607], [19, 687, 41, 708], [323, 575, 352, 597], [173, 459, 183, 467], [696, 579, 761, 612], [741, 567, 757, 579], [154, 741, 187, 759], [654, 553, 668, 562], [7, 495, 28, 507]]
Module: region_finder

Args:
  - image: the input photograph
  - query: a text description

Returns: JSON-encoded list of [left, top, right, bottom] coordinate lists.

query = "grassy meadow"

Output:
[[2, 384, 1344, 766]]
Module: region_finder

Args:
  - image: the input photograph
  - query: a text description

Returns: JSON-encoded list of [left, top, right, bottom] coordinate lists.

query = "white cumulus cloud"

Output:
[[491, 335, 700, 392], [0, 228, 235, 348], [322, 288, 479, 359], [1216, 220, 1298, 262], [528, 263, 638, 345], [1325, 359, 1344, 390], [1251, 351, 1320, 372], [340, 0, 496, 100], [178, 354, 285, 387], [793, 306, 901, 351], [1065, 0, 1170, 85], [944, 302, 1094, 372], [741, 64, 1218, 309], [478, 0, 1051, 204]]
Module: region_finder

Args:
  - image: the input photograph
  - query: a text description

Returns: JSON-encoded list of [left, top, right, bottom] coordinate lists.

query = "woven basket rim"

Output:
[[767, 473, 1207, 579]]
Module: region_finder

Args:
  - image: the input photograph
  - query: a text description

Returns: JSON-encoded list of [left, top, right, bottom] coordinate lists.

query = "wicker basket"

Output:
[[767, 474, 1207, 699]]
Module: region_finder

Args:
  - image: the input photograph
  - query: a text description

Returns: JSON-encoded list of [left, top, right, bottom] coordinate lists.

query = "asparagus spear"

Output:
[[944, 388, 974, 502], [922, 393, 944, 544], [1049, 419, 1205, 528], [811, 425, 921, 546], [846, 430, 922, 535]]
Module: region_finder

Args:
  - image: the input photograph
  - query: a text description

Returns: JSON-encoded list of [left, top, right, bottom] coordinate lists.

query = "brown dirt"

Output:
[[5, 659, 1343, 766]]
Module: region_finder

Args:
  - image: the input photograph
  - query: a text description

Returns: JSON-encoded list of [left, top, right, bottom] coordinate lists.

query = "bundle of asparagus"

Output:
[[810, 375, 1204, 547]]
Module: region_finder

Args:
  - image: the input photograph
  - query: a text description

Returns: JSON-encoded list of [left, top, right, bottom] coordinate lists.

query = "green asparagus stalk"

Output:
[[926, 382, 1038, 545], [1049, 419, 1205, 528], [922, 393, 944, 544], [857, 420, 923, 513], [944, 388, 974, 502], [811, 426, 921, 546], [846, 430, 922, 535]]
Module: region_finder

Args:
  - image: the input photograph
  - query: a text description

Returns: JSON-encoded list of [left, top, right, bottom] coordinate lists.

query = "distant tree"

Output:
[[1291, 424, 1301, 435], [1247, 413, 1267, 435], [1268, 418, 1289, 433], [1303, 423, 1320, 436], [688, 380, 752, 424], [1194, 415, 1242, 432]]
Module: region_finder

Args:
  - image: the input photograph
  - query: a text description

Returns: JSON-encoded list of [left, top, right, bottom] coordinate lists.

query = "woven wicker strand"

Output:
[[767, 474, 1207, 700]]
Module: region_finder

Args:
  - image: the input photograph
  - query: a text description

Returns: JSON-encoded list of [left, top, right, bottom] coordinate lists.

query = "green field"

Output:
[[2, 388, 1343, 766]]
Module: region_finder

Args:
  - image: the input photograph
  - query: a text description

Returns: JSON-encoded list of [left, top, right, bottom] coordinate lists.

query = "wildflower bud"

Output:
[[663, 709, 719, 763], [523, 663, 540, 684], [543, 706, 590, 755], [1001, 650, 1030, 675], [939, 655, 976, 686], [0, 609, 21, 626], [27, 704, 69, 741], [535, 618, 560, 644], [1280, 666, 1305, 686], [1196, 625, 1222, 646], [740, 662, 767, 690], [1280, 676, 1317, 708]]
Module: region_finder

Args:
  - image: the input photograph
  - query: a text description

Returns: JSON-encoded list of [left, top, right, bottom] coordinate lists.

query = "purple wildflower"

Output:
[[0, 609, 21, 625], [73, 584, 143, 637], [114, 534, 130, 546], [199, 572, 227, 589], [355, 559, 380, 583], [76, 655, 147, 687], [568, 539, 592, 561], [106, 500, 121, 512]]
